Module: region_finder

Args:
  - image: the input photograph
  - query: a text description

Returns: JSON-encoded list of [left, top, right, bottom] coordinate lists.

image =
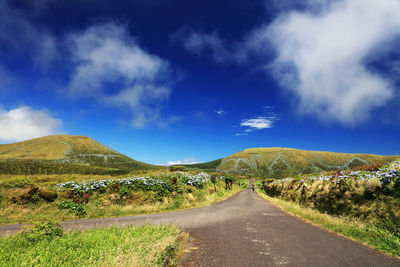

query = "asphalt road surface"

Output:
[[1, 188, 399, 266]]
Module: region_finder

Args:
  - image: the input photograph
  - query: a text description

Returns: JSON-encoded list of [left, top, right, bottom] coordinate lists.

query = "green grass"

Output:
[[0, 159, 129, 175], [0, 224, 184, 267], [257, 190, 400, 258]]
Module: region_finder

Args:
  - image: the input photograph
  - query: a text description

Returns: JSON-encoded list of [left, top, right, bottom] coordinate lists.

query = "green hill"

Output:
[[216, 147, 399, 178], [179, 159, 223, 171], [0, 135, 162, 174]]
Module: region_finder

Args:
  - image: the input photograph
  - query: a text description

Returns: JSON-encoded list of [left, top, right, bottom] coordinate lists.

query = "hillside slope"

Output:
[[216, 147, 399, 178], [180, 159, 223, 171], [0, 135, 161, 171]]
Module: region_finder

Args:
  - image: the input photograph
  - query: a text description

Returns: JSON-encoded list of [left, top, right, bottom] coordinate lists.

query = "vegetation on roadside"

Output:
[[0, 171, 247, 224], [259, 161, 400, 237], [0, 221, 184, 266], [257, 193, 400, 258], [257, 160, 400, 257]]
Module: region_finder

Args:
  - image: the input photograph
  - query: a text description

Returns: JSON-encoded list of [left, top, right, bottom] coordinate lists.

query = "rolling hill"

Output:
[[216, 147, 399, 178], [1, 137, 398, 177], [0, 135, 162, 173], [178, 159, 223, 171]]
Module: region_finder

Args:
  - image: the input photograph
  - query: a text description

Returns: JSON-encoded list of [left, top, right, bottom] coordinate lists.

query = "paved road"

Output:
[[1, 189, 399, 266]]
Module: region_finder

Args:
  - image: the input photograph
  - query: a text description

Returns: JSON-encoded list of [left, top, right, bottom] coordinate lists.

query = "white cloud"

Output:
[[240, 116, 278, 130], [236, 109, 280, 136], [0, 106, 62, 142], [263, 0, 400, 125], [160, 158, 200, 166], [177, 0, 400, 125], [215, 110, 225, 115], [0, 3, 176, 128], [66, 22, 173, 128]]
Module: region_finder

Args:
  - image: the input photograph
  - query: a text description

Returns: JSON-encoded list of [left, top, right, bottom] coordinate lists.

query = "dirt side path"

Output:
[[1, 189, 399, 266]]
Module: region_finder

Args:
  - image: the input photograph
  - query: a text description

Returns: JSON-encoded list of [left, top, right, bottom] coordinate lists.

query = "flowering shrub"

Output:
[[266, 161, 400, 195], [178, 172, 209, 189], [57, 172, 211, 197], [262, 161, 400, 236]]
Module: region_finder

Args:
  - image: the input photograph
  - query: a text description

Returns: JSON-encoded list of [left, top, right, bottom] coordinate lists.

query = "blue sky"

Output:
[[1, 0, 400, 165]]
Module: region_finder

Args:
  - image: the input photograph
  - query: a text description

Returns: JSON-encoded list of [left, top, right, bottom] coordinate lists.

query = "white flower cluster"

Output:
[[57, 172, 211, 194], [269, 161, 400, 186], [180, 172, 209, 188]]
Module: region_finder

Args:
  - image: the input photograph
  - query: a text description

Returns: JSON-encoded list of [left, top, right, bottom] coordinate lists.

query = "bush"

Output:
[[57, 200, 87, 217], [169, 165, 188, 172], [30, 192, 42, 203], [20, 222, 63, 242], [39, 189, 58, 202], [119, 184, 131, 198], [11, 187, 40, 204], [57, 172, 211, 197], [352, 163, 384, 172], [12, 187, 58, 204]]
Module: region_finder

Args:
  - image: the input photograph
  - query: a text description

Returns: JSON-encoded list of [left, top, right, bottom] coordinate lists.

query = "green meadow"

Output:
[[0, 223, 184, 267]]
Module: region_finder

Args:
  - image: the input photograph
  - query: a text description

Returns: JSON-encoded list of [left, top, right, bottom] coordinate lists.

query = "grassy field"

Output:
[[218, 147, 399, 177], [0, 222, 184, 266], [257, 192, 400, 258], [0, 172, 247, 224]]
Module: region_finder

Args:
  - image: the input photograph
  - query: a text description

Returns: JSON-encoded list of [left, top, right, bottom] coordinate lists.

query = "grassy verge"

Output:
[[0, 223, 185, 266], [0, 177, 246, 224], [257, 189, 400, 258]]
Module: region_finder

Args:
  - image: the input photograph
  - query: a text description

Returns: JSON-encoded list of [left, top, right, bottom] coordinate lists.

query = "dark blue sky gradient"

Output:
[[1, 0, 400, 164]]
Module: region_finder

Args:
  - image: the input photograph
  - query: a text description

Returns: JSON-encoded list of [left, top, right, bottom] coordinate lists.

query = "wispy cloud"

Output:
[[172, 27, 259, 65], [240, 116, 278, 130], [159, 158, 200, 166], [0, 106, 62, 142], [0, 2, 58, 70], [235, 107, 280, 136], [215, 110, 225, 115], [172, 28, 228, 63], [65, 22, 173, 128]]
